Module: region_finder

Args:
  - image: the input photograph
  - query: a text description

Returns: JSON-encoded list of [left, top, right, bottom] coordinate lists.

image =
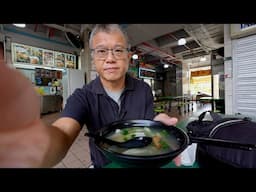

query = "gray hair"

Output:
[[89, 24, 130, 49]]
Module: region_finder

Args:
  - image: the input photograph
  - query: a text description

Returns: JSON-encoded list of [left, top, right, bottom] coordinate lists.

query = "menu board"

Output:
[[65, 54, 76, 68], [12, 43, 77, 69], [43, 50, 54, 66], [30, 47, 43, 65], [55, 52, 65, 68], [12, 44, 31, 63]]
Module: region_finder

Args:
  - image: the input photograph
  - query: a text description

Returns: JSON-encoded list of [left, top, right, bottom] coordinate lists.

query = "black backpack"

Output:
[[186, 111, 256, 168]]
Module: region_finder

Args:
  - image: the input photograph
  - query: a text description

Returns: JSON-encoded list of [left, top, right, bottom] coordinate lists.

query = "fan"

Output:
[[216, 47, 224, 57], [65, 32, 84, 49]]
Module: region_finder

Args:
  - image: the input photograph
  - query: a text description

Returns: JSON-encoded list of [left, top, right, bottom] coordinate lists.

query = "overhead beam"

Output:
[[43, 24, 80, 36], [182, 24, 210, 54]]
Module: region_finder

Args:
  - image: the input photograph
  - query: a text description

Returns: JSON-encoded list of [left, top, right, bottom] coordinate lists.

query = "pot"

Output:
[[90, 120, 256, 168]]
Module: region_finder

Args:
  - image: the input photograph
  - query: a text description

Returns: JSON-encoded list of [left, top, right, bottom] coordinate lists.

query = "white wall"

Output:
[[230, 24, 256, 39], [182, 62, 190, 95]]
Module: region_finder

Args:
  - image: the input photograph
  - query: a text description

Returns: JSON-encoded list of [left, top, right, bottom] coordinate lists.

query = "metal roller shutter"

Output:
[[232, 35, 256, 117]]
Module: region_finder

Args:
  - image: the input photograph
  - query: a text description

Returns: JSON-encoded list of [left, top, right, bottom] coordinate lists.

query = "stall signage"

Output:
[[191, 69, 211, 77], [240, 24, 256, 30], [139, 67, 156, 79]]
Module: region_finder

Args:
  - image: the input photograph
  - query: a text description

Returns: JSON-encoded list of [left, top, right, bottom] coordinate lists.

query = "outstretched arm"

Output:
[[0, 63, 80, 167]]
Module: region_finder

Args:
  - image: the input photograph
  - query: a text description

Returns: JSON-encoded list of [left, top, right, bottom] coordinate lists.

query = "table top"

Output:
[[104, 159, 200, 168], [199, 97, 224, 101]]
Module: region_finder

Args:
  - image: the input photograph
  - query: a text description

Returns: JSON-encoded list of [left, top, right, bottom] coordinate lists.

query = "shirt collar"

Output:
[[92, 73, 135, 95]]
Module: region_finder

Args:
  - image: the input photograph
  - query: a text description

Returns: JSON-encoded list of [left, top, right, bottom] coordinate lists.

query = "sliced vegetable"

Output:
[[152, 135, 161, 149], [121, 129, 129, 135]]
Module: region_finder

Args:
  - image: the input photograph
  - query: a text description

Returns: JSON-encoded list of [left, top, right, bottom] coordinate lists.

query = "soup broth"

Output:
[[105, 127, 180, 156]]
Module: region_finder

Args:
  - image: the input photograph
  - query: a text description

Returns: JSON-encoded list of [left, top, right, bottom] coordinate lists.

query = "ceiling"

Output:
[[5, 24, 224, 69], [124, 24, 224, 69]]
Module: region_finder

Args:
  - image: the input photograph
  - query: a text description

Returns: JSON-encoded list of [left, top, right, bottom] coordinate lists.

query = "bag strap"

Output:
[[198, 111, 222, 122], [208, 119, 245, 137]]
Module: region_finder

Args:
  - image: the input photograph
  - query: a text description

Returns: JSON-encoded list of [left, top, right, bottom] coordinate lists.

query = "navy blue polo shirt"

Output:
[[61, 74, 154, 167]]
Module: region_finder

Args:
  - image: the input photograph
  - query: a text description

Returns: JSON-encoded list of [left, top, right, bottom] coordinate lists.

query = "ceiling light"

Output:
[[13, 24, 26, 28], [178, 38, 186, 46], [200, 56, 206, 62], [164, 64, 169, 68], [132, 54, 138, 60]]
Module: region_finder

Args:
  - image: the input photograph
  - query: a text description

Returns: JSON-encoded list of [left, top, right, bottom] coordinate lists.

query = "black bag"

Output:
[[186, 111, 256, 168]]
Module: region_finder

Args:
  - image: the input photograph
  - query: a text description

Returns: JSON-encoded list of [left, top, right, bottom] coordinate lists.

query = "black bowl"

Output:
[[95, 120, 189, 168]]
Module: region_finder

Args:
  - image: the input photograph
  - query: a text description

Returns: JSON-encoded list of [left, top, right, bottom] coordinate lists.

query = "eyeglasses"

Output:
[[91, 47, 129, 60]]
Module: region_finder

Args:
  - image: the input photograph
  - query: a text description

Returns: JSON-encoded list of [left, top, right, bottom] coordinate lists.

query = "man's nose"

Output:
[[105, 50, 115, 59]]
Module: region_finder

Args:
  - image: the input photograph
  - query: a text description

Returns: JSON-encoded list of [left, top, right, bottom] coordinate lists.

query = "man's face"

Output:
[[91, 31, 130, 83]]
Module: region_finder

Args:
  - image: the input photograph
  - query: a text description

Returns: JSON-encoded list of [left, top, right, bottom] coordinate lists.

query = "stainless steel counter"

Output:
[[40, 95, 63, 114]]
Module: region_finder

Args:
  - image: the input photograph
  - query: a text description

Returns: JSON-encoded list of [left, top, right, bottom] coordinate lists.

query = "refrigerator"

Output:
[[62, 68, 85, 107]]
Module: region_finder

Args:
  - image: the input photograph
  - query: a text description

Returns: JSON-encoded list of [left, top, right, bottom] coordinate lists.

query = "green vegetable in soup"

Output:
[[159, 140, 170, 150], [121, 129, 129, 135], [160, 130, 168, 136], [123, 137, 129, 141]]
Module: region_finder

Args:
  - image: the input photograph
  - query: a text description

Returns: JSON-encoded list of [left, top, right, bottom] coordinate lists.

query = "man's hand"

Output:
[[0, 63, 84, 167], [0, 64, 40, 131], [154, 113, 181, 166], [0, 63, 64, 167], [154, 113, 178, 126]]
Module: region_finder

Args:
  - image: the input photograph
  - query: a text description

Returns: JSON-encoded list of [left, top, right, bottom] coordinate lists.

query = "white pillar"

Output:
[[80, 26, 92, 84], [224, 24, 233, 114]]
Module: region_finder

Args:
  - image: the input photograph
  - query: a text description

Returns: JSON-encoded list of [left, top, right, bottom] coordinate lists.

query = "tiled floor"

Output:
[[53, 126, 92, 168], [41, 113, 92, 168], [41, 101, 211, 168]]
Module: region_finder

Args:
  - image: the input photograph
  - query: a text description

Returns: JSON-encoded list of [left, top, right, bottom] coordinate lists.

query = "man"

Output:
[[0, 24, 180, 168]]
